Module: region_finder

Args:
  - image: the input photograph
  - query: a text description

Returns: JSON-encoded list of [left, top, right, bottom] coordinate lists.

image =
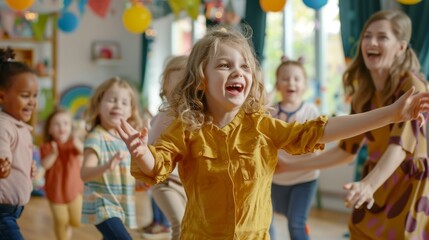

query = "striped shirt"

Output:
[[81, 125, 136, 228]]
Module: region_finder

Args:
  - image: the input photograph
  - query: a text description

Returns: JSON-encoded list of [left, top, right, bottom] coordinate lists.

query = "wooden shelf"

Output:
[[94, 58, 122, 66]]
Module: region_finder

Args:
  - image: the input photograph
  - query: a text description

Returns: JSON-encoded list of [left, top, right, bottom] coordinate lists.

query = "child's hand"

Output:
[[117, 119, 149, 160], [135, 180, 151, 191], [392, 87, 429, 123], [106, 152, 125, 171], [343, 181, 375, 209], [31, 160, 37, 179], [0, 158, 11, 178]]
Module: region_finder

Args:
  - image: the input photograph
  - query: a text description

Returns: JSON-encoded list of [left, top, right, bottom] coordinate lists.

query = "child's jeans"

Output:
[[0, 204, 24, 240], [95, 217, 132, 240]]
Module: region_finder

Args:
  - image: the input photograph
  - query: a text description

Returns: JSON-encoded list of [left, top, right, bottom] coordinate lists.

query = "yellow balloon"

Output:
[[186, 0, 200, 20], [168, 0, 185, 17], [5, 0, 35, 11], [122, 4, 152, 34], [397, 0, 422, 4]]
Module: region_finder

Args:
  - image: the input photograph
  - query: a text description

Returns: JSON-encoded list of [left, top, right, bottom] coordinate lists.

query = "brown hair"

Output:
[[0, 47, 35, 90]]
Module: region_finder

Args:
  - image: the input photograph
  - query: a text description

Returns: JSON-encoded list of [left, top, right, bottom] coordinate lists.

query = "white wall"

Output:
[[57, 1, 142, 93]]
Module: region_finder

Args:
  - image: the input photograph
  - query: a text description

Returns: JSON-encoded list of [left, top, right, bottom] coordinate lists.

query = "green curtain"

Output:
[[242, 0, 266, 63], [401, 2, 429, 79], [339, 0, 381, 59]]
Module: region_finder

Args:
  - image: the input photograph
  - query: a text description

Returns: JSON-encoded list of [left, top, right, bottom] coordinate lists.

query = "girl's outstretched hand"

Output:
[[117, 118, 149, 160], [343, 181, 375, 210], [393, 87, 429, 124]]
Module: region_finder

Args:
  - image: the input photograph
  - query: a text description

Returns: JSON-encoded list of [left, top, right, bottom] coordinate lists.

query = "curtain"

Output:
[[401, 2, 429, 79], [242, 0, 266, 63], [339, 0, 381, 59]]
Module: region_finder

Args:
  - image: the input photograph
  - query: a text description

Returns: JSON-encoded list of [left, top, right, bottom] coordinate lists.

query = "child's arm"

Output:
[[41, 142, 58, 170], [0, 158, 11, 178], [275, 145, 355, 173], [80, 149, 124, 181], [117, 119, 156, 178], [343, 144, 405, 209], [319, 88, 429, 143]]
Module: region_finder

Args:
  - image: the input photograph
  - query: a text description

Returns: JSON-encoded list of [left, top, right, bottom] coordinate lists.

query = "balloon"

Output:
[[397, 0, 422, 4], [5, 0, 35, 11], [259, 0, 287, 12], [303, 0, 328, 10], [122, 4, 152, 34], [168, 0, 185, 17], [88, 0, 111, 18], [186, 0, 200, 20], [58, 11, 79, 33]]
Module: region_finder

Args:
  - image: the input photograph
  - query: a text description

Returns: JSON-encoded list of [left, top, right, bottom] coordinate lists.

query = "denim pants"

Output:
[[95, 217, 132, 240], [0, 204, 24, 240], [270, 180, 318, 240]]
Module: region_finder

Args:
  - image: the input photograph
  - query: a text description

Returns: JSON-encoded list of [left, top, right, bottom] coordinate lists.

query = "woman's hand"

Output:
[[343, 181, 375, 209], [392, 87, 429, 124]]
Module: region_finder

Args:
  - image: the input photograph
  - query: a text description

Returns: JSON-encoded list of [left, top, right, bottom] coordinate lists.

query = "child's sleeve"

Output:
[[131, 118, 187, 184], [40, 142, 52, 159], [0, 122, 13, 162], [84, 130, 102, 157], [268, 115, 328, 155]]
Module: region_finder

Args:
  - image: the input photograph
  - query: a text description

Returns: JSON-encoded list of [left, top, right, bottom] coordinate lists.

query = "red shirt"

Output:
[[41, 139, 83, 203]]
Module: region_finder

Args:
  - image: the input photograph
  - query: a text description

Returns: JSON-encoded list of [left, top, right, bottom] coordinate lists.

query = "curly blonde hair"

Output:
[[167, 24, 268, 131], [343, 10, 422, 113], [84, 77, 143, 131]]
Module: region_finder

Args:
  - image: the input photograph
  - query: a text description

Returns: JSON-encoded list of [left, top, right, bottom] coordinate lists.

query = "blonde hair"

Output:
[[167, 24, 268, 131], [159, 55, 188, 108], [43, 107, 72, 142], [84, 77, 143, 131], [343, 10, 422, 113]]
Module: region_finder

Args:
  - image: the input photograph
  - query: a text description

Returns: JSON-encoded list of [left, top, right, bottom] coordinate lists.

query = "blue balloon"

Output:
[[303, 0, 328, 10], [58, 11, 79, 33]]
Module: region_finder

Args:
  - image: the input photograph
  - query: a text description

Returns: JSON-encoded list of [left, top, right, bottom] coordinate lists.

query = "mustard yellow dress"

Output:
[[339, 73, 429, 240], [132, 109, 327, 239]]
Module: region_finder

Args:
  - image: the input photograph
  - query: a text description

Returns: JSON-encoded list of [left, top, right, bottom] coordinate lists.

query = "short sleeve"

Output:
[[388, 74, 428, 153], [40, 142, 52, 159], [84, 130, 102, 157]]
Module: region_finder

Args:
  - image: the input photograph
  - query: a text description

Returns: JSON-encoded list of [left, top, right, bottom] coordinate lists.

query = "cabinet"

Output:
[[0, 13, 58, 144]]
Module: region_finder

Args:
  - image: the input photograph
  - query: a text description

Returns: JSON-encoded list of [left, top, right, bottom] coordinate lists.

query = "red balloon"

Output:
[[259, 0, 287, 12]]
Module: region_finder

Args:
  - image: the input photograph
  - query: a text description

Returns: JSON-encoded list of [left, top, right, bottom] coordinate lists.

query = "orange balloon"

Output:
[[397, 0, 422, 4], [5, 0, 35, 11], [259, 0, 287, 12]]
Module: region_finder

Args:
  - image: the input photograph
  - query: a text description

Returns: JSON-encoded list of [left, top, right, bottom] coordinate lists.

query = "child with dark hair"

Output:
[[0, 47, 39, 239]]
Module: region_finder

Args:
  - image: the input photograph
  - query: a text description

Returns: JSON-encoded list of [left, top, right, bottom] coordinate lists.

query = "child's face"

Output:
[[0, 73, 38, 122], [276, 65, 307, 103], [203, 44, 252, 113], [49, 112, 72, 144], [99, 85, 132, 130]]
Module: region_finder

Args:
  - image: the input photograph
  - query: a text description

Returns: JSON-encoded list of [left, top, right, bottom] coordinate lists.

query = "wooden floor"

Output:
[[17, 195, 350, 240]]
